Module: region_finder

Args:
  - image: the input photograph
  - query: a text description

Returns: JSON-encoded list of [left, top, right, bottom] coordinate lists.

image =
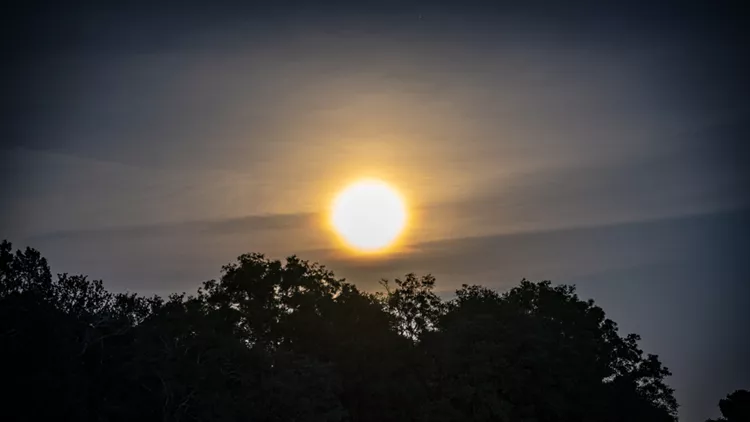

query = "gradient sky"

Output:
[[3, 2, 749, 421]]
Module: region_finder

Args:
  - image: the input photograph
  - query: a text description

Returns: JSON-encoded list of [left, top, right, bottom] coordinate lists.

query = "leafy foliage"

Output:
[[707, 390, 750, 422], [0, 239, 682, 421]]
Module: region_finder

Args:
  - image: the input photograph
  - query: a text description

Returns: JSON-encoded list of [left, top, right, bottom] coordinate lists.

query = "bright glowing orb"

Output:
[[331, 179, 407, 252]]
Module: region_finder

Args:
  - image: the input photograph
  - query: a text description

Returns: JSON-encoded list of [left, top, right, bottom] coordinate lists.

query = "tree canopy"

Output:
[[706, 390, 750, 422], [1, 239, 681, 421]]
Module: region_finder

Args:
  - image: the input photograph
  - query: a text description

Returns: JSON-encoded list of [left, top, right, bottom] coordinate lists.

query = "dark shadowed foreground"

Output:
[[706, 390, 750, 422], [0, 239, 704, 421]]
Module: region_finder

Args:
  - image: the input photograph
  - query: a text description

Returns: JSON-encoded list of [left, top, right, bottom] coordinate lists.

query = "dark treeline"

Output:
[[1, 239, 682, 421], [706, 390, 750, 422]]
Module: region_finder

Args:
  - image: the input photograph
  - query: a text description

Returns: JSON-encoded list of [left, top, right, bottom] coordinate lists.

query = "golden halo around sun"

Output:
[[331, 179, 407, 253]]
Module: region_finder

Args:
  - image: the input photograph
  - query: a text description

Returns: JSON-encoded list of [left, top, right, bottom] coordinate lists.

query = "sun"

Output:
[[331, 179, 407, 253]]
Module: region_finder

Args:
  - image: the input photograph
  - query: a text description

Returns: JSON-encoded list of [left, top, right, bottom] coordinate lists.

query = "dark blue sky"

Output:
[[2, 1, 748, 420]]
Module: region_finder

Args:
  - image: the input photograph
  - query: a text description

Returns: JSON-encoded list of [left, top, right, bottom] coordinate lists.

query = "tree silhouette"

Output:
[[417, 280, 677, 421], [0, 239, 680, 421], [707, 390, 750, 422], [378, 273, 445, 340]]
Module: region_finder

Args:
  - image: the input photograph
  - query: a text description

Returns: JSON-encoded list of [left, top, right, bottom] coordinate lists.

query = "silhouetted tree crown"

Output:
[[1, 239, 680, 421], [707, 390, 750, 422]]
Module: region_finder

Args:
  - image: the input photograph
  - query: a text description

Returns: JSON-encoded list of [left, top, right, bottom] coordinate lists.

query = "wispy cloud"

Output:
[[31, 212, 316, 242]]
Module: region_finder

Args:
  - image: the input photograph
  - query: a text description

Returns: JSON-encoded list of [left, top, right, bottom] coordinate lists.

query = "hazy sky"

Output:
[[3, 2, 748, 421]]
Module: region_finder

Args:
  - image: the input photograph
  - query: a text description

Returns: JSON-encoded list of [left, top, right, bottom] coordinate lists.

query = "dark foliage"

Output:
[[1, 240, 680, 421], [707, 390, 750, 422]]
